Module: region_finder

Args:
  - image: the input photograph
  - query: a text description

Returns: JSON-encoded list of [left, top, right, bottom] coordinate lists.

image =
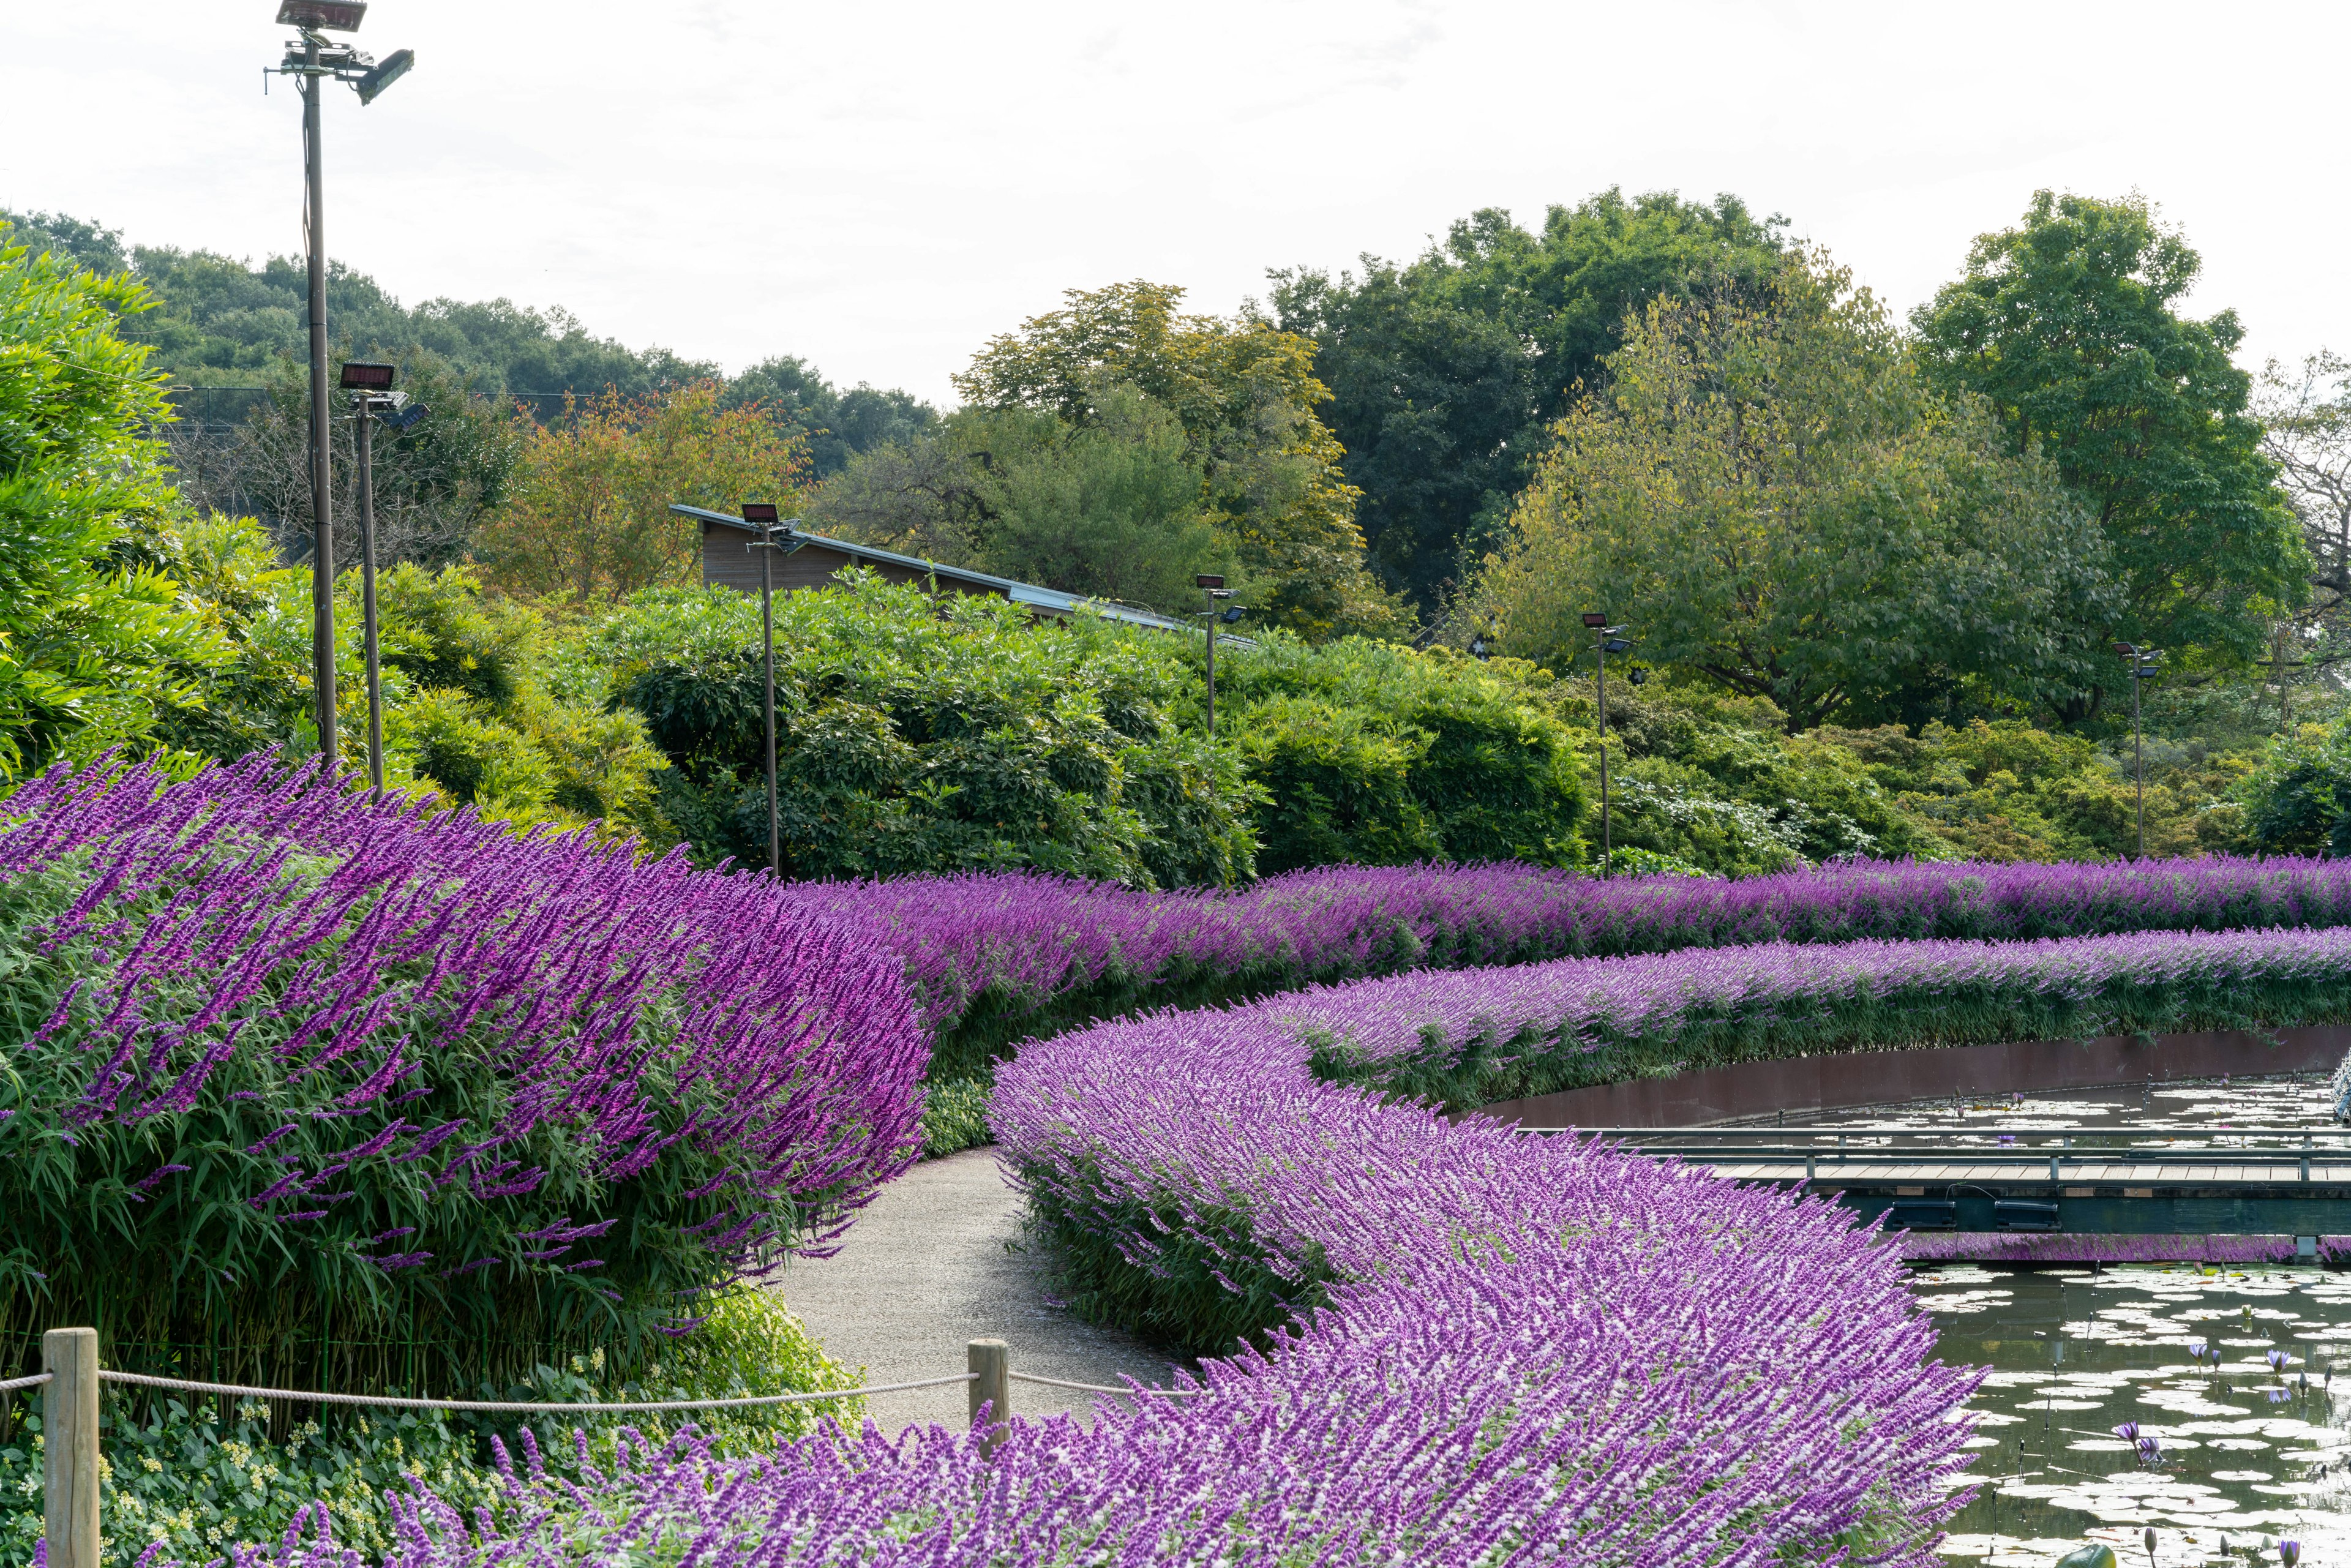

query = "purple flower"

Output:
[[2113, 1420, 2140, 1442]]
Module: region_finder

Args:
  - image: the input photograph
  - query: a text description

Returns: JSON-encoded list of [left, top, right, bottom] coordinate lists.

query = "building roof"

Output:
[[671, 503, 1256, 647]]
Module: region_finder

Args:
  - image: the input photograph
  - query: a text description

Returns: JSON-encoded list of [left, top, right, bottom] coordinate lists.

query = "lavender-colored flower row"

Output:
[[973, 1007, 1977, 1564], [1256, 924, 2351, 1106], [781, 855, 2351, 1057], [0, 754, 926, 1289], [220, 1025, 1981, 1568]]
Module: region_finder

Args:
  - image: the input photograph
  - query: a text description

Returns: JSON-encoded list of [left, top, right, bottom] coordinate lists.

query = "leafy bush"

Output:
[[596, 577, 1258, 885], [1209, 636, 1586, 872], [0, 1287, 858, 1568], [0, 754, 923, 1397], [0, 229, 223, 779], [2238, 717, 2351, 858]]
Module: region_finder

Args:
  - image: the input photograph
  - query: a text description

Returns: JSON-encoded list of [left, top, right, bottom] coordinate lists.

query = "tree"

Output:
[[954, 281, 1407, 638], [962, 384, 1232, 616], [163, 349, 523, 568], [1472, 260, 2115, 731], [2257, 352, 2351, 713], [0, 230, 223, 779], [475, 382, 807, 603], [721, 354, 937, 478], [1269, 190, 1790, 607], [1912, 191, 2304, 678]]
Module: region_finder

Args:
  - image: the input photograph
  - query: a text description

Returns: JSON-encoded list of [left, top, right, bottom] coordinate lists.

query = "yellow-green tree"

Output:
[[478, 382, 806, 604], [955, 281, 1406, 638], [1472, 258, 2115, 730]]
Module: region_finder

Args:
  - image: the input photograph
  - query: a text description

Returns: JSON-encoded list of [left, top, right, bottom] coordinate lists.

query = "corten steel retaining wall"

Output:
[[1463, 1026, 2351, 1130]]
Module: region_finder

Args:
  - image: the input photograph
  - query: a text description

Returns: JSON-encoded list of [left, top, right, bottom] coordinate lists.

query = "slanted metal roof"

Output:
[[671, 503, 1256, 647]]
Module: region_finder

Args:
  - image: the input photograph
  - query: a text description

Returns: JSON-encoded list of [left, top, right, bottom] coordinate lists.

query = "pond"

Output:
[[1793, 1073, 2351, 1564]]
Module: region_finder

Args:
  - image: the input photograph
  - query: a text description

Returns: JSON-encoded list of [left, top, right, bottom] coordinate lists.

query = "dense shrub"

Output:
[[0, 754, 923, 1397], [1208, 635, 1586, 871], [594, 578, 1258, 885]]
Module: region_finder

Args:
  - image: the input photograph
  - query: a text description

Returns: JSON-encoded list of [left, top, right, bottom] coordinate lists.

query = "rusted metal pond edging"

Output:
[[1458, 1026, 2351, 1133]]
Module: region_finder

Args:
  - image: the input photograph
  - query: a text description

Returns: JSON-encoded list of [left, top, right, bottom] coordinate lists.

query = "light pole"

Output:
[[1194, 574, 1242, 737], [338, 361, 425, 794], [271, 0, 415, 770], [1582, 613, 1631, 876], [2113, 642, 2162, 859], [743, 503, 803, 876]]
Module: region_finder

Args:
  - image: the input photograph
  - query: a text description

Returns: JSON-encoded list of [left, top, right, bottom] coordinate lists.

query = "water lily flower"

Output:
[[2113, 1421, 2141, 1442], [2278, 1542, 2300, 1568], [2137, 1434, 2163, 1465]]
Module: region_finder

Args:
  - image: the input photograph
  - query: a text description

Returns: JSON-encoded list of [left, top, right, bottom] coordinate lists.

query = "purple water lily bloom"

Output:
[[2113, 1420, 2141, 1442]]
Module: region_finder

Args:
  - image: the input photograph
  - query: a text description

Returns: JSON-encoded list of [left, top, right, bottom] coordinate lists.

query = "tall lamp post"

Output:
[[743, 503, 803, 876], [1582, 613, 1632, 876], [271, 0, 415, 769], [338, 361, 426, 794], [2114, 642, 2162, 860], [1194, 575, 1243, 736]]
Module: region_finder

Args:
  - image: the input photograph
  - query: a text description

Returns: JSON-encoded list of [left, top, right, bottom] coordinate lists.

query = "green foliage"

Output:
[[1270, 189, 1791, 605], [1210, 636, 1586, 874], [151, 514, 669, 840], [0, 229, 225, 779], [598, 576, 1259, 885], [1913, 190, 2305, 675], [1475, 258, 2117, 729], [918, 1076, 996, 1159], [2238, 717, 2351, 857], [0, 1287, 860, 1568], [720, 354, 938, 479]]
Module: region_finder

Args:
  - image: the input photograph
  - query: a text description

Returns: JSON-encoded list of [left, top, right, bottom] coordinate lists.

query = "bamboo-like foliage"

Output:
[[0, 754, 924, 1395]]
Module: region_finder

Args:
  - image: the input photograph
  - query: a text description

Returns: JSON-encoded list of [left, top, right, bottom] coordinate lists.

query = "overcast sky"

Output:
[[4, 1, 2344, 407]]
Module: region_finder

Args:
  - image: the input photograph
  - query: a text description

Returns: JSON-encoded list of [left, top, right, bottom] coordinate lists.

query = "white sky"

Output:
[[3, 1, 2344, 407]]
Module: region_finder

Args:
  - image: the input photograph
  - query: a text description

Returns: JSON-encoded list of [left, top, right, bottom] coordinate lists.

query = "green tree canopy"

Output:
[[1474, 258, 2115, 730], [0, 230, 223, 779], [1912, 191, 2304, 680], [1270, 189, 1790, 607], [953, 281, 1406, 637]]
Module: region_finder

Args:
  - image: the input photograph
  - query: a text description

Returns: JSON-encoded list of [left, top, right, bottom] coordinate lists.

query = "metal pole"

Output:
[[302, 37, 337, 768], [2133, 658, 2145, 861], [42, 1327, 99, 1568], [1596, 642, 1610, 877], [1204, 593, 1217, 739], [762, 534, 779, 876], [355, 399, 384, 795]]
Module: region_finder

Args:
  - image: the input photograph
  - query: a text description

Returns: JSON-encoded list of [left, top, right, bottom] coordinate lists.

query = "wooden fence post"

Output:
[[43, 1328, 99, 1568], [966, 1338, 1009, 1455]]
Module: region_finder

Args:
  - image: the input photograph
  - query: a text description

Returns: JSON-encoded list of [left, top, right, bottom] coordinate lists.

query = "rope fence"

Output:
[[18, 1327, 1207, 1568]]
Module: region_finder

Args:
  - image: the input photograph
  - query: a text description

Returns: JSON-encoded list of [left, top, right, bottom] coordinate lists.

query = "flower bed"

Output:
[[229, 1038, 1979, 1568], [784, 857, 2351, 1075], [1267, 925, 2351, 1110], [0, 755, 924, 1395]]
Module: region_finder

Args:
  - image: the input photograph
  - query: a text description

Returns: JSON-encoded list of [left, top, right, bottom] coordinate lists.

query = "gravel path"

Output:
[[770, 1147, 1188, 1435]]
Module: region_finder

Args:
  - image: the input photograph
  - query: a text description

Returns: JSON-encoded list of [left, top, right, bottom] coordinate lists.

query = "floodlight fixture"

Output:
[[339, 361, 395, 390], [1602, 637, 1631, 655], [742, 503, 782, 525], [382, 400, 429, 431], [1221, 606, 1245, 624], [354, 47, 413, 103], [1195, 574, 1225, 590], [277, 0, 367, 31], [1581, 612, 1608, 629]]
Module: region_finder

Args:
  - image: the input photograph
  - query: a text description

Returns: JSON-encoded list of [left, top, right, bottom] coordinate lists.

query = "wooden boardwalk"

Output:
[[1540, 1127, 2351, 1237]]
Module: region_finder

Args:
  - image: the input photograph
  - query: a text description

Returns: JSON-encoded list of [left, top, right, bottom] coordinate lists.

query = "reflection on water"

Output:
[[1804, 1071, 2351, 1562], [1924, 1262, 2351, 1565]]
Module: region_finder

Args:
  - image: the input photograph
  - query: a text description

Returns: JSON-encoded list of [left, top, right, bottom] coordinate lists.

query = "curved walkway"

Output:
[[769, 1147, 1187, 1433]]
